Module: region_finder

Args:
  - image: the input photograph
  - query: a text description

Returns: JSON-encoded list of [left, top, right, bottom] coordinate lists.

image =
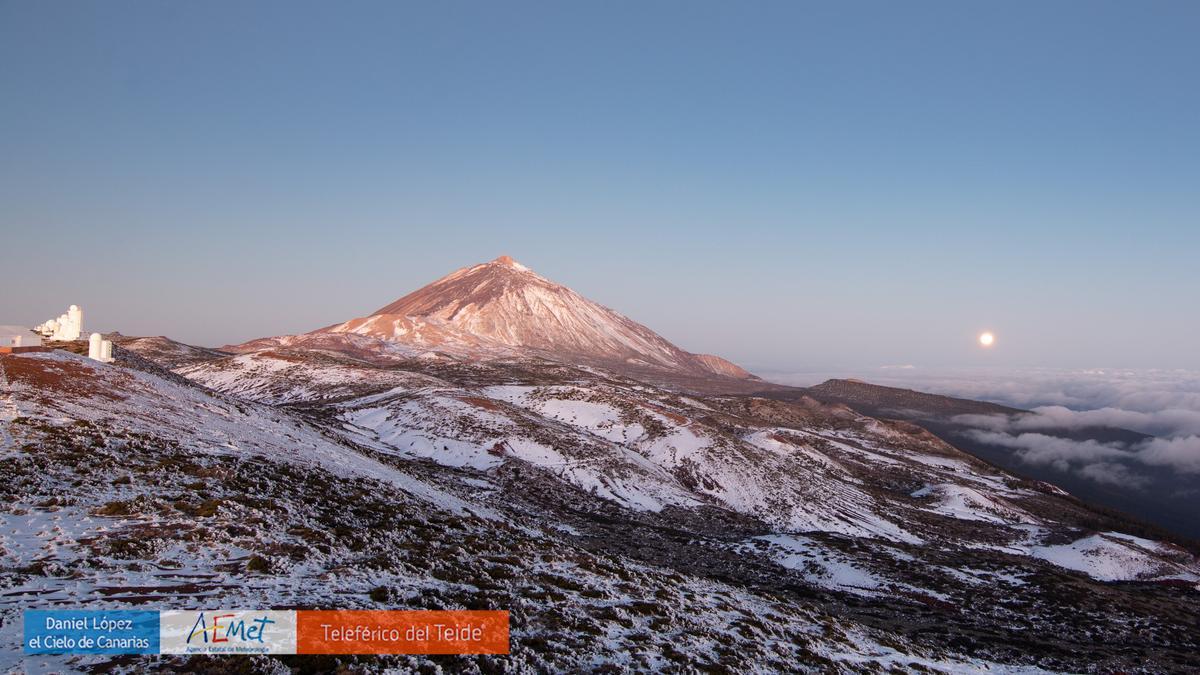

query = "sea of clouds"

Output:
[[764, 366, 1200, 489]]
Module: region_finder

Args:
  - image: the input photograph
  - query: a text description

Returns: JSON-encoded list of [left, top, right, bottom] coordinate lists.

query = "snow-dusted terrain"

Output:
[[4, 258, 1199, 672], [180, 346, 1200, 581], [1, 347, 1093, 674], [171, 339, 1200, 672]]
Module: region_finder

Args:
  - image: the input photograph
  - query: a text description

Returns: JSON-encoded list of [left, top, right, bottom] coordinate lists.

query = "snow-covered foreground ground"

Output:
[[4, 347, 1200, 672]]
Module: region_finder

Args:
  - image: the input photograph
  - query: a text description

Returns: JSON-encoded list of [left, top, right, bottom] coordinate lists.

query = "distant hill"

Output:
[[800, 378, 1024, 418], [108, 334, 231, 369]]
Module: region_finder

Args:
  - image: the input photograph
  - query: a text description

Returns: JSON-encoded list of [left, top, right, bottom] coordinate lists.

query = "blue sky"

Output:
[[2, 1, 1197, 370]]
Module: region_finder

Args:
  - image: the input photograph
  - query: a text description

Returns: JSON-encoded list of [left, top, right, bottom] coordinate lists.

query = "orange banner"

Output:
[[296, 610, 509, 654]]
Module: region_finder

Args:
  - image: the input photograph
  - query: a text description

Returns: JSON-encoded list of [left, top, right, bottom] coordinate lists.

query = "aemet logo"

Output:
[[161, 610, 297, 654], [187, 612, 276, 645]]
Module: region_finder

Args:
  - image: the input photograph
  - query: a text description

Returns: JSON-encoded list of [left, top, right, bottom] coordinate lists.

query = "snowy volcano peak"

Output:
[[491, 254, 528, 271], [371, 254, 552, 317], [317, 256, 755, 380]]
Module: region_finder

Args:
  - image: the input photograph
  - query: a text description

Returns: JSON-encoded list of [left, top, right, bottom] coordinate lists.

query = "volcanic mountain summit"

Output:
[[313, 255, 755, 380]]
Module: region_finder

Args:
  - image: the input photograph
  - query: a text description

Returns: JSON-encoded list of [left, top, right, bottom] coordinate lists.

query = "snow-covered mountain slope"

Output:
[[0, 351, 473, 513], [183, 353, 918, 540], [174, 347, 1200, 673], [2, 350, 1121, 674], [265, 255, 757, 381], [181, 349, 1200, 576]]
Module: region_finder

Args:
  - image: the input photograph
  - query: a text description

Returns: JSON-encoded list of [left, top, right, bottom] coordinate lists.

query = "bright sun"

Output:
[[979, 332, 995, 347]]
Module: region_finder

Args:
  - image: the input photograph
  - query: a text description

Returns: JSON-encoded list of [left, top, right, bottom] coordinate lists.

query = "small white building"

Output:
[[0, 326, 43, 348], [88, 333, 114, 363]]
